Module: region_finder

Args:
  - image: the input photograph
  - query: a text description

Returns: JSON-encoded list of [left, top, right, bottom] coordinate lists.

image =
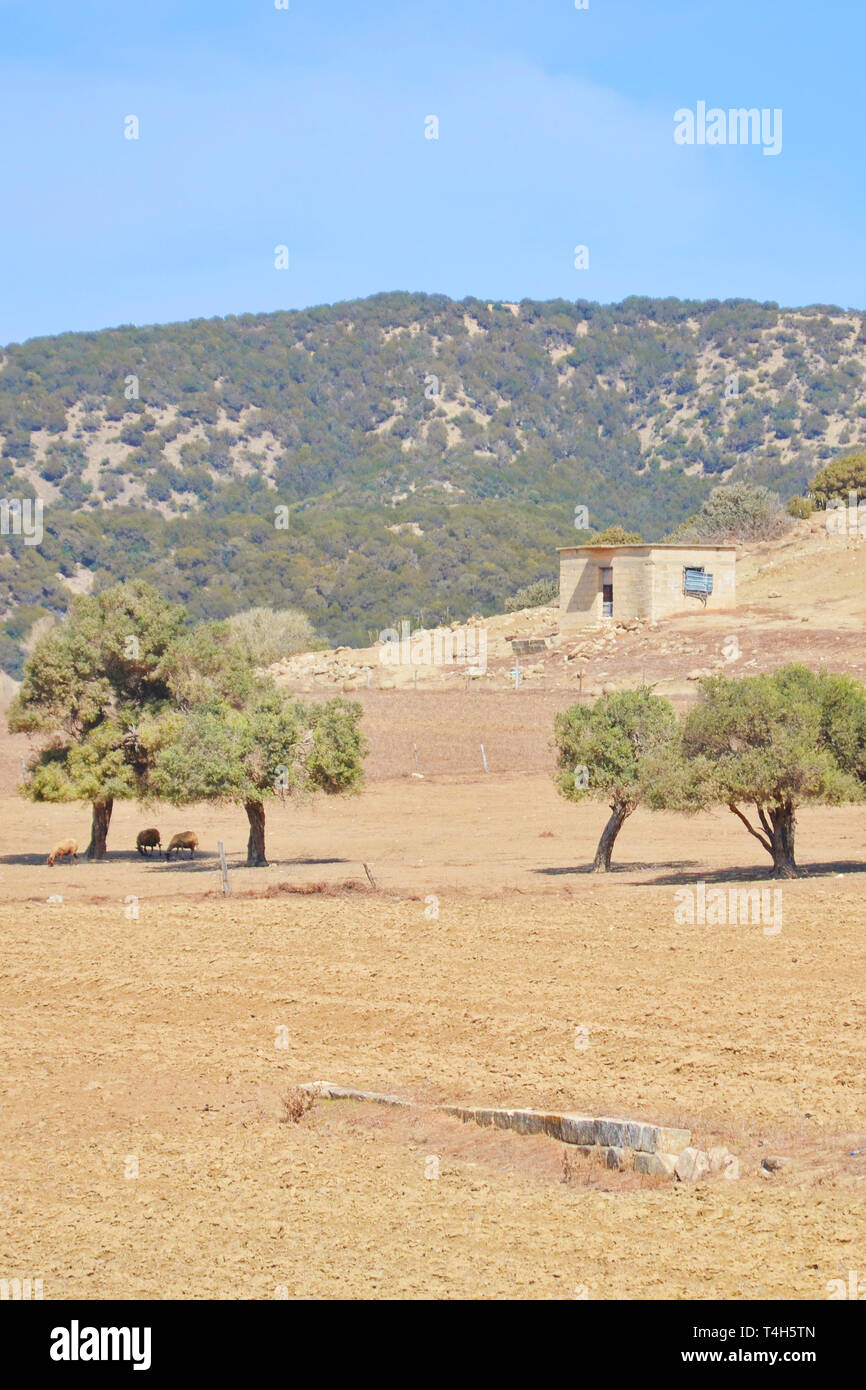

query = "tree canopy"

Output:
[[553, 686, 683, 870], [591, 525, 643, 544], [149, 690, 366, 865], [682, 664, 866, 875], [225, 607, 318, 667], [10, 578, 368, 864], [810, 451, 866, 508], [8, 580, 186, 856]]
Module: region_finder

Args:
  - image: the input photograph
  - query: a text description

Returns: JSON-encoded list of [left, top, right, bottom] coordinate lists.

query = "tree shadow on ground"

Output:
[[280, 856, 348, 867], [0, 852, 349, 872], [638, 859, 866, 885], [146, 854, 349, 873], [533, 859, 866, 882], [533, 860, 701, 877], [0, 850, 153, 867]]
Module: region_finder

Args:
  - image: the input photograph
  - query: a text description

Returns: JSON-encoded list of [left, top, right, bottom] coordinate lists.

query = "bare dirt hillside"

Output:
[[270, 514, 866, 712]]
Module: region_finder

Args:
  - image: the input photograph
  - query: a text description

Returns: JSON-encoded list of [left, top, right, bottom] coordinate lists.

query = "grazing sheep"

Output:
[[136, 827, 161, 856], [165, 831, 198, 861], [47, 839, 78, 866]]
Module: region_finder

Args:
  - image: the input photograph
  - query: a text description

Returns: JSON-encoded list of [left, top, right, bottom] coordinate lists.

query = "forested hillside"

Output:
[[1, 291, 863, 672]]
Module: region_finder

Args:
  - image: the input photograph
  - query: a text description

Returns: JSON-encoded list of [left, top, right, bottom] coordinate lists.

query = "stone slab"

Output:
[[635, 1151, 678, 1178]]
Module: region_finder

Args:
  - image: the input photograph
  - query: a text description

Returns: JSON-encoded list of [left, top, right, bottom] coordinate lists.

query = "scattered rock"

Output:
[[761, 1154, 792, 1175], [675, 1147, 711, 1182]]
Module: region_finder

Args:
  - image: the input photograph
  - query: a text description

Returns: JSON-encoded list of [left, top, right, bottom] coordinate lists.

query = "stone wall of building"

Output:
[[559, 545, 737, 631], [647, 547, 737, 621]]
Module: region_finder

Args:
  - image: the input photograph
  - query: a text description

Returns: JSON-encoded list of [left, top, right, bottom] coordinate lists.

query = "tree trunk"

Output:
[[245, 799, 268, 867], [593, 803, 630, 872], [770, 802, 798, 877], [728, 800, 799, 877], [86, 797, 113, 860]]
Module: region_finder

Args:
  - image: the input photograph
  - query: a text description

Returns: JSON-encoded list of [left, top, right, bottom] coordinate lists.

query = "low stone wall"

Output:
[[300, 1083, 723, 1180], [302, 1082, 411, 1107], [442, 1105, 690, 1177]]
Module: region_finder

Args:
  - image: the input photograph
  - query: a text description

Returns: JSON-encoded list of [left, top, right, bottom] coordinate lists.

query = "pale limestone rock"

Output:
[[761, 1154, 792, 1175], [604, 1146, 635, 1170], [510, 1109, 545, 1135], [472, 1108, 496, 1127], [675, 1147, 711, 1182], [560, 1114, 596, 1146], [596, 1117, 629, 1148], [635, 1151, 678, 1178], [541, 1113, 566, 1141], [648, 1125, 692, 1156]]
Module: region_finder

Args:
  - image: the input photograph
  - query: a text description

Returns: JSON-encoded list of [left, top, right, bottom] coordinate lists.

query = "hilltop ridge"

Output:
[[2, 292, 865, 670]]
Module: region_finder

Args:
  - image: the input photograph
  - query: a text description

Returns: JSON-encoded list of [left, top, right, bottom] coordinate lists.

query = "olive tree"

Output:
[[682, 665, 866, 877], [8, 581, 185, 857], [148, 687, 366, 865], [554, 687, 683, 871]]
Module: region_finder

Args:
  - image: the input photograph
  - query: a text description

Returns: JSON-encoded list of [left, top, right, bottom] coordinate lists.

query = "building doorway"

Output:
[[601, 566, 613, 618]]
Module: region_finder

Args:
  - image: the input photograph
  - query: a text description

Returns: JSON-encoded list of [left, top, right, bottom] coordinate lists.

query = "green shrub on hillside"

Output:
[[505, 577, 559, 610], [670, 482, 791, 543], [226, 607, 318, 666], [591, 525, 643, 544], [810, 451, 866, 507], [786, 495, 813, 519]]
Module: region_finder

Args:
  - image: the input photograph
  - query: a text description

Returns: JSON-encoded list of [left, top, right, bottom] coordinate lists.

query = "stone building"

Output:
[[557, 542, 736, 632]]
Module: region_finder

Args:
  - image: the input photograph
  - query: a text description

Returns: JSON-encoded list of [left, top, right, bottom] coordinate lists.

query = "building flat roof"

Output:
[[556, 542, 738, 553]]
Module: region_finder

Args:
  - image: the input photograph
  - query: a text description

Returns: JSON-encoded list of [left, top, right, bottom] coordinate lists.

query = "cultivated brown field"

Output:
[[3, 522, 866, 1299], [2, 681, 866, 1300]]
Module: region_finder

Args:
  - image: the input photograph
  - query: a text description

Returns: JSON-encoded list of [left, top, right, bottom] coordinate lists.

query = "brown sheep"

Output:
[[47, 839, 78, 866], [165, 831, 198, 861], [136, 827, 161, 856]]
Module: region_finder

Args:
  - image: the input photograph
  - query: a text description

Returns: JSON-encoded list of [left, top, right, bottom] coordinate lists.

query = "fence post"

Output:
[[217, 840, 230, 896], [480, 744, 489, 774]]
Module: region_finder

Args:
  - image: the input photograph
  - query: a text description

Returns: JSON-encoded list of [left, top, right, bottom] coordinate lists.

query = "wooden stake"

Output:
[[413, 743, 419, 773], [363, 862, 377, 890], [480, 744, 489, 773], [217, 840, 230, 896]]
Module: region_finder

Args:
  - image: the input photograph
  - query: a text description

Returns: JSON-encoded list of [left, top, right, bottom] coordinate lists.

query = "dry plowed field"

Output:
[[2, 689, 866, 1300]]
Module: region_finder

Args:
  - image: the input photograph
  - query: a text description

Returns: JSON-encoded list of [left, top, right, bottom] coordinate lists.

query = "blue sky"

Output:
[[0, 0, 863, 343]]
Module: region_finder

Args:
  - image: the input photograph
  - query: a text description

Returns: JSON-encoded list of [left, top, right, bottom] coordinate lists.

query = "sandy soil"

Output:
[[2, 746, 866, 1299], [3, 516, 866, 1301]]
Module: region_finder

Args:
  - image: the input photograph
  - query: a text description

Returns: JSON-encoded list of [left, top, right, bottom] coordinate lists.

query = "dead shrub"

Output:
[[280, 1086, 316, 1124], [263, 879, 371, 897]]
